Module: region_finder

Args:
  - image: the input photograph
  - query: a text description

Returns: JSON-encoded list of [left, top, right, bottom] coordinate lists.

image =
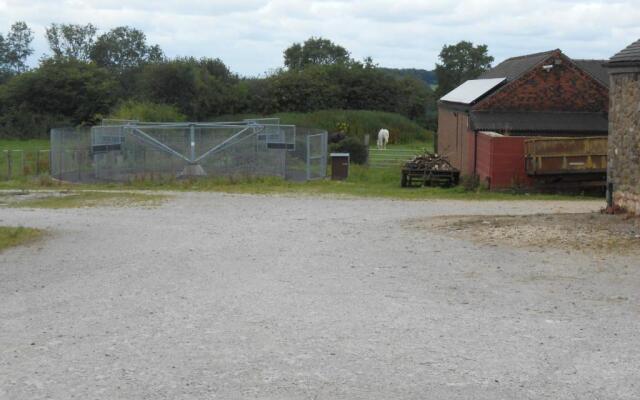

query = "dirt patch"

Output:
[[410, 213, 640, 255]]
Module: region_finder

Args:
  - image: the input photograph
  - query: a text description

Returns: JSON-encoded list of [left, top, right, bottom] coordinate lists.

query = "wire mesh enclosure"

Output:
[[50, 119, 328, 183]]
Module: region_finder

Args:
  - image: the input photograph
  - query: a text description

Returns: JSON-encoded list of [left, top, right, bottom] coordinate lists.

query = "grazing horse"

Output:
[[377, 129, 390, 149]]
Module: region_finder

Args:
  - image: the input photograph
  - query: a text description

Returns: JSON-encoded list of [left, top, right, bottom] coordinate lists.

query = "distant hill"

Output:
[[379, 68, 438, 87]]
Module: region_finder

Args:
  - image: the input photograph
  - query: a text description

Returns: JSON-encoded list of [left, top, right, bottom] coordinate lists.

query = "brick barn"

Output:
[[606, 39, 640, 214], [436, 49, 609, 189]]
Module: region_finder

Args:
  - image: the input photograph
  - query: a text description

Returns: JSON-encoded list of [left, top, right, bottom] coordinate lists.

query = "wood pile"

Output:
[[404, 152, 455, 171]]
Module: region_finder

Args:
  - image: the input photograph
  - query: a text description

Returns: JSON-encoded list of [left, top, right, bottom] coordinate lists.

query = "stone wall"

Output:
[[608, 70, 640, 214]]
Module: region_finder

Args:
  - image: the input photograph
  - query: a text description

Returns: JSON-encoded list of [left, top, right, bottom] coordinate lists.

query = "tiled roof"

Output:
[[479, 50, 557, 82], [609, 39, 640, 65], [573, 59, 609, 87]]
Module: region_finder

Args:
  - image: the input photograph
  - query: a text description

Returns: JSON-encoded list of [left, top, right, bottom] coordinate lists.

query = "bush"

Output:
[[109, 100, 187, 122], [209, 110, 434, 144], [330, 136, 368, 164], [274, 110, 434, 144]]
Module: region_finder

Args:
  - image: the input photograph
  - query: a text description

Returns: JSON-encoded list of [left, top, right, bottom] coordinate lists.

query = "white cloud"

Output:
[[0, 0, 639, 76]]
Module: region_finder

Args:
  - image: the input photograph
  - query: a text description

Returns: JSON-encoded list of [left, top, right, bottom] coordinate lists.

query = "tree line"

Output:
[[0, 22, 493, 139]]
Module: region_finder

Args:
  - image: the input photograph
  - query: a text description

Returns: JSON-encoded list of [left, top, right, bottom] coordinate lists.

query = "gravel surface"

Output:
[[1, 193, 638, 399], [417, 213, 640, 256]]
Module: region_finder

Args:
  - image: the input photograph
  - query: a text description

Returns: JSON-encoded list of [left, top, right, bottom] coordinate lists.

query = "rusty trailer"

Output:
[[524, 136, 607, 188]]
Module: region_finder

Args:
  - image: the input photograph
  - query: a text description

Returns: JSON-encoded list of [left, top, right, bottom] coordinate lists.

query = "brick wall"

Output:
[[474, 52, 609, 113], [608, 70, 640, 214]]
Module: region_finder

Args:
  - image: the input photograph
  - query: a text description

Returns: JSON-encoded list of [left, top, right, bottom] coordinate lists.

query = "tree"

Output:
[[137, 57, 239, 119], [1, 58, 117, 126], [0, 21, 34, 78], [90, 26, 164, 72], [45, 23, 97, 61], [284, 37, 351, 70], [435, 41, 493, 98]]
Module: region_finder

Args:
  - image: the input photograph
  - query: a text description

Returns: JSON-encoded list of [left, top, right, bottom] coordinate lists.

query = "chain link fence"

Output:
[[50, 120, 327, 183]]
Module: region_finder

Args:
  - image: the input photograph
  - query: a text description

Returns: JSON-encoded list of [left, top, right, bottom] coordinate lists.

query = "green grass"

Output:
[[0, 226, 44, 252], [0, 139, 50, 151], [212, 110, 433, 144], [0, 166, 596, 202], [6, 191, 168, 209]]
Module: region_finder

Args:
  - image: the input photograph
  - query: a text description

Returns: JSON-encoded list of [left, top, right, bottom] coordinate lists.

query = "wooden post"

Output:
[[6, 150, 11, 179], [36, 150, 40, 175], [364, 134, 370, 165]]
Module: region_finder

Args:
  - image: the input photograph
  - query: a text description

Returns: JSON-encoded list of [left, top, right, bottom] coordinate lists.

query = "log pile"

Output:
[[404, 152, 455, 172]]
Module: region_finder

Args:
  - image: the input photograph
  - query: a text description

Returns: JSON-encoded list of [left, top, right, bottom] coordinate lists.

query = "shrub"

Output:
[[273, 110, 434, 144], [330, 136, 368, 164], [109, 100, 187, 122]]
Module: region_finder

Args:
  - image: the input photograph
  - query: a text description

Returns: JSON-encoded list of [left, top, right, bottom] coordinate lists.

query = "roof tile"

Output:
[[609, 39, 640, 64]]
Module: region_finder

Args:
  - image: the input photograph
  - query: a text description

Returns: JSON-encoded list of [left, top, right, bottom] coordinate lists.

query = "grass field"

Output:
[[0, 226, 43, 252], [0, 132, 596, 202], [4, 191, 167, 209], [0, 139, 50, 151], [0, 165, 595, 202]]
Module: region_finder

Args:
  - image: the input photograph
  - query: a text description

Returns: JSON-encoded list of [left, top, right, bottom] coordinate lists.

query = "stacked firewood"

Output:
[[404, 152, 455, 171]]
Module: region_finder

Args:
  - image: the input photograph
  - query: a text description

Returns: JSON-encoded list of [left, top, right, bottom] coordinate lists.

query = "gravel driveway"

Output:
[[1, 193, 638, 399]]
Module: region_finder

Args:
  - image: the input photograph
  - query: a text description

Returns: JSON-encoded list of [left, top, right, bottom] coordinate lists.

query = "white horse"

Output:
[[377, 129, 389, 150]]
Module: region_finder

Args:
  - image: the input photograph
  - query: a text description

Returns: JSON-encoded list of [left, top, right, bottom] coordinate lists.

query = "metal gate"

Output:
[[51, 121, 328, 183], [306, 132, 327, 180]]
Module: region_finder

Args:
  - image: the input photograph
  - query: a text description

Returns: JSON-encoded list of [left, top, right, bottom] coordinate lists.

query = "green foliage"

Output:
[[284, 37, 351, 70], [380, 67, 437, 86], [45, 23, 97, 61], [272, 110, 433, 144], [330, 136, 368, 164], [137, 57, 240, 119], [0, 59, 117, 138], [110, 100, 187, 122], [90, 26, 164, 72], [0, 27, 438, 138], [435, 41, 494, 98], [252, 62, 435, 125], [0, 21, 34, 79]]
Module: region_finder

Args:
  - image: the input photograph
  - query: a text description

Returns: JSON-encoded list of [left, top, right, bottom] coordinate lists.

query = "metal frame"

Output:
[[52, 121, 327, 182]]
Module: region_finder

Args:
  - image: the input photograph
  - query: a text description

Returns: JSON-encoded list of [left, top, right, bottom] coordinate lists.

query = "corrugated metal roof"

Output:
[[470, 111, 608, 133], [439, 78, 506, 105], [609, 38, 640, 65]]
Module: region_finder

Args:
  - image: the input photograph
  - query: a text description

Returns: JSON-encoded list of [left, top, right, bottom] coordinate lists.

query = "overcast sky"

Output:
[[1, 0, 639, 76]]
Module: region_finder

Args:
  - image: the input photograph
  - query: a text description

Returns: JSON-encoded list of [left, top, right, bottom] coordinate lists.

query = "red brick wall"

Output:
[[473, 52, 609, 113], [476, 133, 532, 189]]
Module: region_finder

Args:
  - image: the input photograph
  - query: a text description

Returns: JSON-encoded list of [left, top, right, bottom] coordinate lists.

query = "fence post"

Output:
[[306, 134, 311, 181], [6, 150, 11, 180], [364, 134, 370, 166], [36, 150, 40, 175]]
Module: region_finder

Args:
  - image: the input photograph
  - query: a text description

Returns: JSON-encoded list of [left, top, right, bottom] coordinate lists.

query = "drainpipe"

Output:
[[606, 182, 614, 208], [473, 131, 478, 176]]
